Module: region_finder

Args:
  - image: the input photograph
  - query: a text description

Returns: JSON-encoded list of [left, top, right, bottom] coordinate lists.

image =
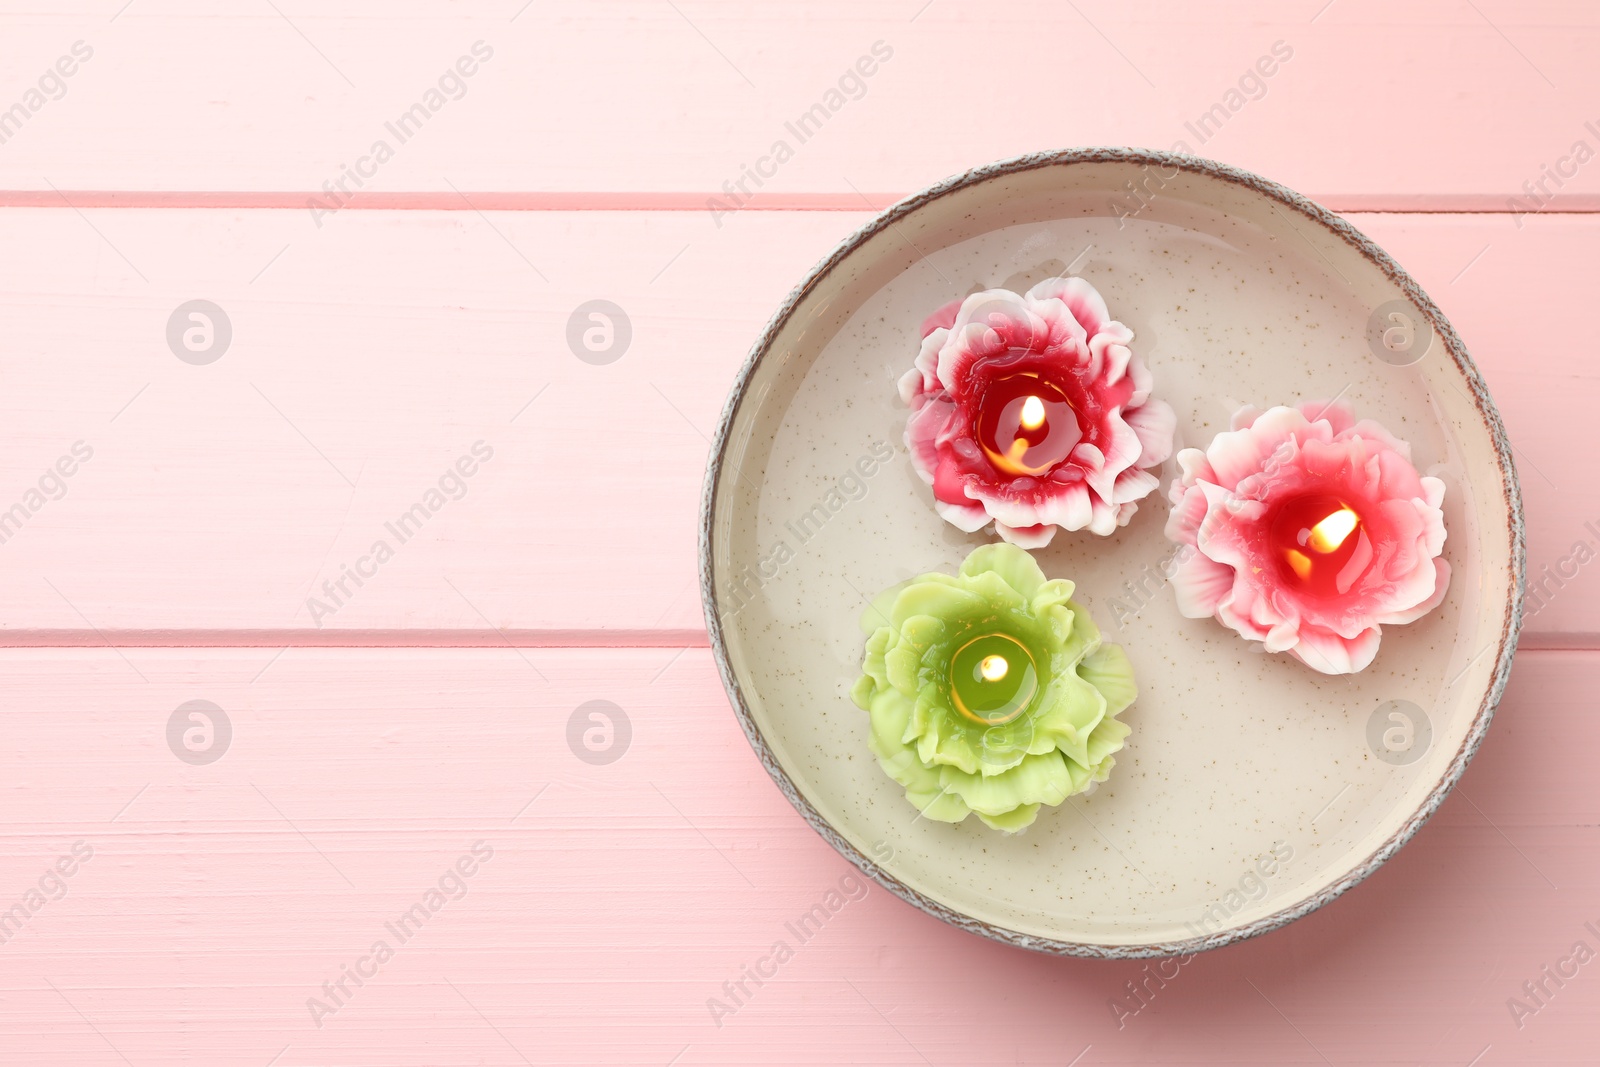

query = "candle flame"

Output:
[[979, 654, 1009, 682], [1019, 395, 1046, 431], [1308, 507, 1359, 552], [1285, 549, 1312, 580]]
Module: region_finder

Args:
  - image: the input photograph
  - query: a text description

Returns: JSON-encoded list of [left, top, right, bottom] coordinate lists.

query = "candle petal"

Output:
[[1293, 625, 1383, 675], [1124, 397, 1178, 466], [1078, 645, 1138, 722], [1171, 551, 1236, 618], [1373, 558, 1452, 625], [934, 498, 994, 535], [992, 521, 1057, 549], [958, 540, 1051, 597], [1037, 482, 1095, 533], [1112, 466, 1162, 505]]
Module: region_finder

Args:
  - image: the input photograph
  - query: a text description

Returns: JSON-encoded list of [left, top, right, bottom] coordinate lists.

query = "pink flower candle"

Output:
[[1164, 401, 1450, 675], [899, 278, 1175, 548]]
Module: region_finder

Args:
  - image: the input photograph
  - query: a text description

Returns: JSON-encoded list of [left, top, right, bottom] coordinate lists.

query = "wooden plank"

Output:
[[0, 207, 1582, 637], [0, 206, 825, 637], [0, 645, 1587, 1064], [1358, 215, 1600, 643], [0, 0, 1596, 204]]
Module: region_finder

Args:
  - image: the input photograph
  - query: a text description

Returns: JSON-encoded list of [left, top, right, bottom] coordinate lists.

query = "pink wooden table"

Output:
[[0, 1, 1593, 1063]]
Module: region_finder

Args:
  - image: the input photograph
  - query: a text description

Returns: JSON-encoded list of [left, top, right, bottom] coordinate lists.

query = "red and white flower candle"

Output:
[[899, 278, 1175, 548]]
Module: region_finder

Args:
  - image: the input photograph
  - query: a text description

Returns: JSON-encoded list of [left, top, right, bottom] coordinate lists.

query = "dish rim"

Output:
[[698, 147, 1526, 959]]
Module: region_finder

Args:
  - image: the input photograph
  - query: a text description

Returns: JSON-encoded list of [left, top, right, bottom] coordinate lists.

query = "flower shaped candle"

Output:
[[898, 278, 1175, 548], [1164, 401, 1450, 675], [850, 543, 1136, 832]]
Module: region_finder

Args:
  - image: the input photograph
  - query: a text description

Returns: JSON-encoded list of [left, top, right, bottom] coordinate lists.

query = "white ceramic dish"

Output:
[[700, 150, 1523, 957]]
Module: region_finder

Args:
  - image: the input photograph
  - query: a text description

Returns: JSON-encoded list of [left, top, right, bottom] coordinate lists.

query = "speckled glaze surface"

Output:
[[700, 149, 1524, 958]]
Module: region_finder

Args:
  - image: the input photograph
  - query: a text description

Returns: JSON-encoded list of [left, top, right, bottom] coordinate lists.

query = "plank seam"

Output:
[[0, 629, 710, 649], [0, 632, 1585, 651], [2, 190, 1596, 213]]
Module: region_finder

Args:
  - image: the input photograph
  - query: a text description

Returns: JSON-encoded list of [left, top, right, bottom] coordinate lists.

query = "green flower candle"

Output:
[[850, 543, 1136, 832]]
